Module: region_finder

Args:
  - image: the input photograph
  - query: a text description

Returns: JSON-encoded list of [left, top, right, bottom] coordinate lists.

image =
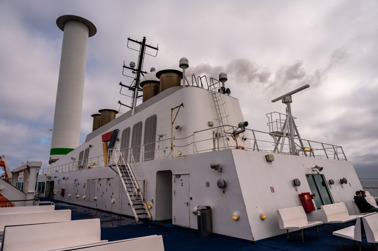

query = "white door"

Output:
[[173, 174, 190, 227]]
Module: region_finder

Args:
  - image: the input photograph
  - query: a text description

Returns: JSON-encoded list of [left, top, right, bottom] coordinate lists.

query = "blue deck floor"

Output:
[[54, 201, 374, 251]]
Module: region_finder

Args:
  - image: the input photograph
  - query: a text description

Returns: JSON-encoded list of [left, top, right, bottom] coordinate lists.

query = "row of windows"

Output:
[[121, 115, 157, 162], [76, 115, 157, 167]]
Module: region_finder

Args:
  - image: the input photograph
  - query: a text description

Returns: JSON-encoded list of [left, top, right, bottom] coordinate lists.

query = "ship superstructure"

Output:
[[37, 15, 364, 242]]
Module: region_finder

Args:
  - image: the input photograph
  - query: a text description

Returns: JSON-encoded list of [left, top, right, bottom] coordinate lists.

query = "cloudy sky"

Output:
[[1, 0, 377, 178]]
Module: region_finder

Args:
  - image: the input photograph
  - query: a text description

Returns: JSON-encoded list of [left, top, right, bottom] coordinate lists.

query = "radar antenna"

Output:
[[122, 37, 158, 115], [271, 84, 310, 155]]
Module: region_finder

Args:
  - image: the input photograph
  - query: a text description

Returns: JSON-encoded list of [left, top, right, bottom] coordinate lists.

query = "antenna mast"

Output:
[[271, 84, 310, 155], [122, 37, 158, 115]]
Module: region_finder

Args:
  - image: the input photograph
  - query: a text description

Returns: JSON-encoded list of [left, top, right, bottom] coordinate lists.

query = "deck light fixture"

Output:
[[340, 177, 348, 184], [232, 212, 240, 221], [292, 178, 301, 187], [232, 121, 248, 138], [265, 154, 274, 162], [217, 178, 227, 189], [312, 165, 323, 173], [210, 162, 222, 172], [260, 213, 267, 220]]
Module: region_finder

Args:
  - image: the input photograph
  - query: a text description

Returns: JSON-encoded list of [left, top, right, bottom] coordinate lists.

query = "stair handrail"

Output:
[[111, 147, 151, 222]]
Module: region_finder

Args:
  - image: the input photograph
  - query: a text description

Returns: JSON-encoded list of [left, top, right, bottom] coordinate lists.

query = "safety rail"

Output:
[[43, 124, 347, 175], [0, 198, 44, 207], [108, 148, 151, 223]]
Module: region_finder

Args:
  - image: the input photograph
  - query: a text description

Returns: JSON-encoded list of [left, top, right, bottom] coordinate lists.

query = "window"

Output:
[[37, 182, 45, 194], [78, 151, 84, 169], [144, 115, 157, 161], [306, 174, 333, 209], [121, 127, 131, 163], [83, 148, 90, 169], [85, 179, 96, 201], [131, 122, 143, 162], [16, 182, 23, 191]]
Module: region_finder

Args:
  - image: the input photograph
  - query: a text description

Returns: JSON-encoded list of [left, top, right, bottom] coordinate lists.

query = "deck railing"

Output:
[[42, 124, 347, 175], [0, 198, 50, 207]]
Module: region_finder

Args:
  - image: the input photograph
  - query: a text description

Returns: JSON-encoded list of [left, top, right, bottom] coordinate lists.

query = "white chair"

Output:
[[0, 204, 54, 215], [333, 217, 363, 251], [277, 206, 323, 243], [0, 209, 71, 233], [50, 235, 165, 251], [361, 213, 378, 249], [321, 202, 358, 230], [2, 218, 103, 251], [365, 191, 378, 208]]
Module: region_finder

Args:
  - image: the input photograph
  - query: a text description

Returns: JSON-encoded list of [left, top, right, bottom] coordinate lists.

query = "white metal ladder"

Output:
[[109, 149, 151, 223], [209, 80, 230, 148]]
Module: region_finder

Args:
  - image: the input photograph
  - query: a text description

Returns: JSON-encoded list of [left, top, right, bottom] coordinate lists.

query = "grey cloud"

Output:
[[184, 46, 348, 94], [275, 61, 306, 82], [226, 59, 271, 84], [268, 47, 349, 93], [185, 59, 272, 86]]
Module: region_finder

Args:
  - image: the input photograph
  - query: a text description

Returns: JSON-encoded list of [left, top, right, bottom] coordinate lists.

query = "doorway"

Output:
[[156, 171, 172, 221], [173, 174, 191, 227], [45, 181, 54, 200], [306, 174, 333, 209]]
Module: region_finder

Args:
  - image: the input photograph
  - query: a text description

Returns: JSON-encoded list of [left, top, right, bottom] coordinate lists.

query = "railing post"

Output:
[[332, 145, 339, 160], [321, 143, 329, 159], [340, 147, 347, 161], [251, 130, 259, 151], [307, 141, 315, 157]]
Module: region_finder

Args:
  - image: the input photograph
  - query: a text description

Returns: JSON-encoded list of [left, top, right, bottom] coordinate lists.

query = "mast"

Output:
[[271, 84, 310, 155], [122, 37, 158, 115]]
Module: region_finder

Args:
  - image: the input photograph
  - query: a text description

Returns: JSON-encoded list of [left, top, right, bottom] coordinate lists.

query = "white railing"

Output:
[[43, 125, 347, 175]]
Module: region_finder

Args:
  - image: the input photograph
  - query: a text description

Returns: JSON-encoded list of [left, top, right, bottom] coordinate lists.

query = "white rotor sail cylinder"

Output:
[[50, 15, 96, 164]]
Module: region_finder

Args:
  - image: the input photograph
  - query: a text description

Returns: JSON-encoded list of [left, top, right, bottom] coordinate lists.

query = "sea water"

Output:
[[360, 179, 378, 198]]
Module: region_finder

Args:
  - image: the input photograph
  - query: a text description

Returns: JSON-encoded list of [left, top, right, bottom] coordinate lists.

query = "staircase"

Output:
[[109, 149, 151, 223]]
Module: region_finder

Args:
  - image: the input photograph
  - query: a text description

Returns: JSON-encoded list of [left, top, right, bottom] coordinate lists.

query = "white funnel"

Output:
[[49, 15, 96, 164]]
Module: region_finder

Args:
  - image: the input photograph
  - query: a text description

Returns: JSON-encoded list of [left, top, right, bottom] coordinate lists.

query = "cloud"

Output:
[[183, 46, 348, 98]]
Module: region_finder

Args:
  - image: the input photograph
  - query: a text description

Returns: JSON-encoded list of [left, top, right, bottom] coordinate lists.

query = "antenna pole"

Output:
[[271, 84, 310, 155], [125, 37, 158, 115], [132, 37, 146, 115]]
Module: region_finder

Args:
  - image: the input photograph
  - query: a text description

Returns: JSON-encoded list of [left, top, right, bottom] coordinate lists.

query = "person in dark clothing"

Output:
[[354, 190, 378, 213], [361, 190, 378, 206]]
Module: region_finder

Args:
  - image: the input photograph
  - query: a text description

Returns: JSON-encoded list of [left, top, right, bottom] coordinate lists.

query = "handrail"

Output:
[[0, 198, 41, 207], [43, 124, 347, 175]]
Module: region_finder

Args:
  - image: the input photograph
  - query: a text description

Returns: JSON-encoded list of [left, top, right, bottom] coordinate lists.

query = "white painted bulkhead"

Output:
[[45, 149, 254, 240], [43, 147, 363, 241], [232, 149, 362, 241]]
